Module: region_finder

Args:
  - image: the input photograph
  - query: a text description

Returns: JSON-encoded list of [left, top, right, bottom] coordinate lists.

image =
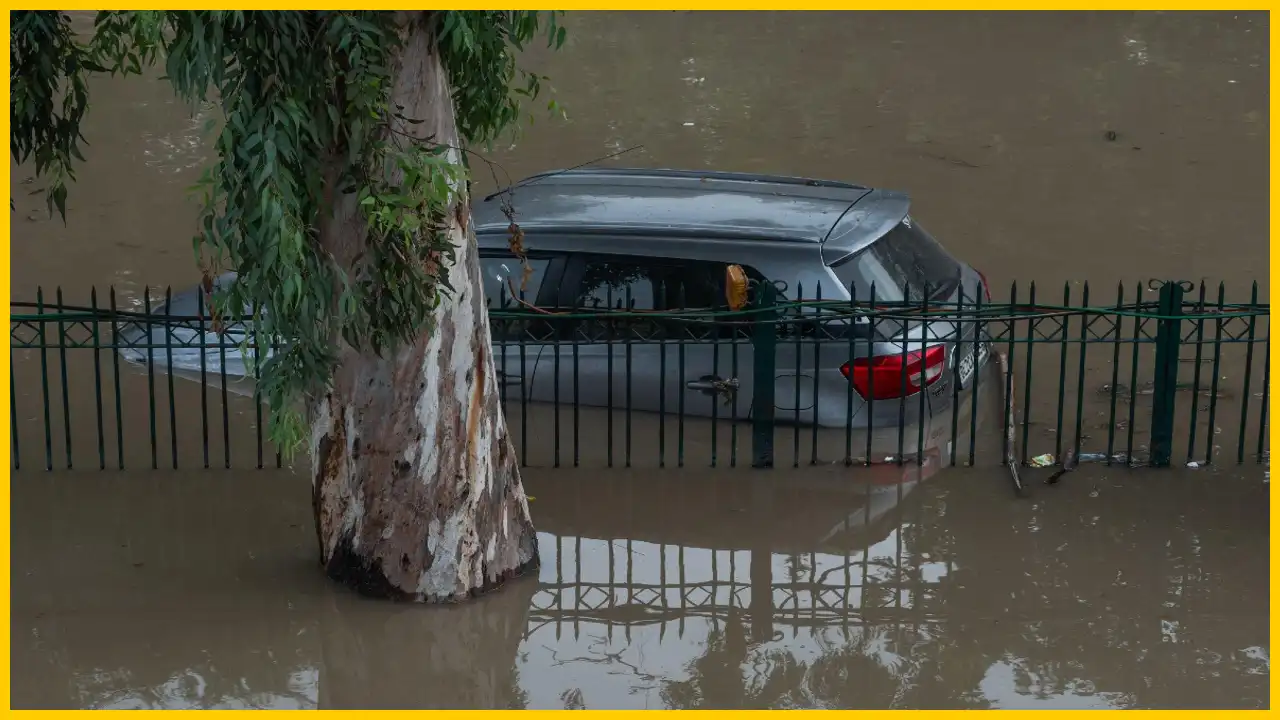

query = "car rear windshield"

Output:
[[829, 218, 962, 303]]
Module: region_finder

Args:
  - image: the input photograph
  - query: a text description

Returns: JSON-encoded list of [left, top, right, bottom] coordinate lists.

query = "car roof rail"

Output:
[[485, 166, 868, 201]]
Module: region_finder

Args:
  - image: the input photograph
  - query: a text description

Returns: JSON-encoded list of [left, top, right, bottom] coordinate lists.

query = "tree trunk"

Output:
[[309, 14, 538, 602]]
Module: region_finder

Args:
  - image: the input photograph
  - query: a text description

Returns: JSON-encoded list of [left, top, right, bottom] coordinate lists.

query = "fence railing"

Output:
[[10, 279, 1269, 476]]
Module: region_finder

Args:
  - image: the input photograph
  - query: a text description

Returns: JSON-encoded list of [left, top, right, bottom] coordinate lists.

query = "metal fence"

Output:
[[10, 279, 1269, 475]]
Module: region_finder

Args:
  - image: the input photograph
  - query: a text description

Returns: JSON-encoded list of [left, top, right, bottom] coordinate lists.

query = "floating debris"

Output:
[[1077, 452, 1137, 464], [1027, 450, 1146, 475]]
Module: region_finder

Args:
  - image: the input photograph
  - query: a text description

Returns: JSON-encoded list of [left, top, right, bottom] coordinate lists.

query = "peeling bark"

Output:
[[309, 14, 538, 602]]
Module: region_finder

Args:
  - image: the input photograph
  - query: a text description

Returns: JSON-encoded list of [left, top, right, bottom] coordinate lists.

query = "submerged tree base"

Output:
[[325, 534, 540, 602]]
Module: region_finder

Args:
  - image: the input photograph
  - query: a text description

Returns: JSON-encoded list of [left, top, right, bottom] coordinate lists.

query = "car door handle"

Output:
[[687, 377, 739, 392], [496, 370, 523, 385], [687, 376, 741, 404]]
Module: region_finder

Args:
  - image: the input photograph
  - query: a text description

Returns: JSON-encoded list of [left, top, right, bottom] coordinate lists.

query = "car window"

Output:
[[576, 259, 655, 309], [570, 257, 740, 341], [481, 256, 551, 307], [575, 258, 727, 310], [829, 217, 962, 302], [481, 256, 556, 343]]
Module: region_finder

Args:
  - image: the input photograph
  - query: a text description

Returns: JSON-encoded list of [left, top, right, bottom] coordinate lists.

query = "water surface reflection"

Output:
[[12, 467, 1267, 709]]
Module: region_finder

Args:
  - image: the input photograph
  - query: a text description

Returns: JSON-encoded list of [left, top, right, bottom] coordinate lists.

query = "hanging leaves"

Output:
[[10, 10, 565, 454]]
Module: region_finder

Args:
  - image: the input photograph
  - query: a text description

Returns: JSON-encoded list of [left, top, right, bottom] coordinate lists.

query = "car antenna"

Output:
[[482, 145, 644, 203]]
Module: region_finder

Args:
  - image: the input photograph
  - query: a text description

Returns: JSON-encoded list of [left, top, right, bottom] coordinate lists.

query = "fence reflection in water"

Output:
[[9, 279, 1269, 472], [528, 473, 930, 643]]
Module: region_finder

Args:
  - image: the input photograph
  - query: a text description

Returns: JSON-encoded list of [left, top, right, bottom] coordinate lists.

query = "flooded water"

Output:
[[12, 466, 1269, 709], [8, 10, 1271, 709]]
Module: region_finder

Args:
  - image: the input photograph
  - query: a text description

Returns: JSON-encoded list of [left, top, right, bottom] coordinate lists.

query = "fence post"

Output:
[[1149, 280, 1186, 467], [751, 282, 777, 468]]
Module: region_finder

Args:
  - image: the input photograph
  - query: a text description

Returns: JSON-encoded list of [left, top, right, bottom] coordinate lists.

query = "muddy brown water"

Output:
[[12, 467, 1269, 709], [8, 10, 1271, 709]]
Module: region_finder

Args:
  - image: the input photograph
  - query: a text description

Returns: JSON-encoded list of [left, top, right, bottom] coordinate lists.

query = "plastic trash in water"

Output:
[[1186, 461, 1201, 469], [1029, 453, 1055, 468]]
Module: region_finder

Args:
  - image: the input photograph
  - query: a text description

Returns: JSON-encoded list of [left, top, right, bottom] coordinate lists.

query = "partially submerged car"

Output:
[[116, 167, 993, 440]]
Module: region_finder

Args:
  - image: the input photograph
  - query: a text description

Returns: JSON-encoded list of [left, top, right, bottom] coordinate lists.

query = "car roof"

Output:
[[473, 167, 876, 244]]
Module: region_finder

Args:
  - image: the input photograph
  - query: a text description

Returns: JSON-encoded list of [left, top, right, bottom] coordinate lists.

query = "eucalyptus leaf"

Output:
[[11, 9, 566, 454]]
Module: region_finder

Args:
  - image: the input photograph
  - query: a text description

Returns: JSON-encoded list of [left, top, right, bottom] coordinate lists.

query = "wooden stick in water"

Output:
[[996, 350, 1025, 496]]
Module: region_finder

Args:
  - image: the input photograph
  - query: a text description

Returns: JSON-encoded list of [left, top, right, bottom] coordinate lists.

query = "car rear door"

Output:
[[546, 254, 754, 426]]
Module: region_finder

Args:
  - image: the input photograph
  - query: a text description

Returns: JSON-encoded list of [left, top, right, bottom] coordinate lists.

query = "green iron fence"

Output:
[[10, 279, 1269, 477]]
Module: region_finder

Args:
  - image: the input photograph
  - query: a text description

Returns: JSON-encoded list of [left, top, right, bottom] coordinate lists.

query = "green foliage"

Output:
[[10, 11, 92, 218], [10, 10, 563, 455], [439, 11, 566, 147]]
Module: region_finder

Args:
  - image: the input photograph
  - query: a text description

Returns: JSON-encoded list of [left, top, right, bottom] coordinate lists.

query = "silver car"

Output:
[[117, 167, 992, 432]]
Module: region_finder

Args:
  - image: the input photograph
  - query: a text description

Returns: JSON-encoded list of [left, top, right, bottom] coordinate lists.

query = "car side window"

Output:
[[481, 255, 555, 343], [657, 262, 727, 310], [575, 259, 656, 309], [481, 256, 551, 307], [574, 258, 728, 311], [569, 256, 745, 342]]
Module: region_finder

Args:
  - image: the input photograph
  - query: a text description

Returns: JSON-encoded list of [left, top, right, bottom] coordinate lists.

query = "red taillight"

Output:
[[840, 345, 946, 400], [976, 269, 993, 302]]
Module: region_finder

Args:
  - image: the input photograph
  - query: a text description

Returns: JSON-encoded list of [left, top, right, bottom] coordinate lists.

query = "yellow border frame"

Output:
[[1, 6, 1273, 714], [3, 9, 12, 712]]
